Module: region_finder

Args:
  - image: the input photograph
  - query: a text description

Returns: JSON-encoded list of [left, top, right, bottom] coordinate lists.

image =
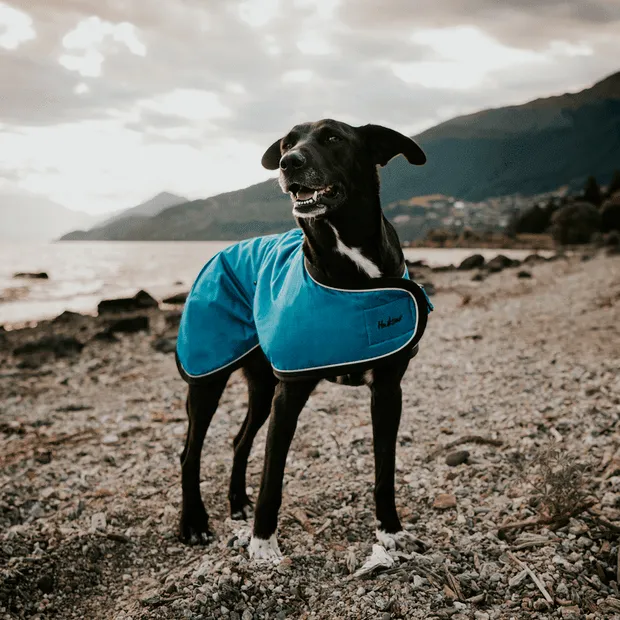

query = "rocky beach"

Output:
[[1, 248, 620, 620]]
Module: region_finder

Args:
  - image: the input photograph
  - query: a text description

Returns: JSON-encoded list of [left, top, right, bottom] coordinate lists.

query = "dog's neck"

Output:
[[298, 192, 405, 287]]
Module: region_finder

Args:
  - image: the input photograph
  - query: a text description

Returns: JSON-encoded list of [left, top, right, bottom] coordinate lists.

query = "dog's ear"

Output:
[[261, 139, 282, 170], [359, 124, 426, 167]]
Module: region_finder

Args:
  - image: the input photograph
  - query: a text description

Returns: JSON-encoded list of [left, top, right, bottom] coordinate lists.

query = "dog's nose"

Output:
[[279, 151, 305, 171]]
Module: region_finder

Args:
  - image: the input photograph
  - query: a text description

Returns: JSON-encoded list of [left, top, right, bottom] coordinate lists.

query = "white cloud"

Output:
[[297, 32, 333, 55], [0, 2, 35, 50], [59, 49, 105, 78], [393, 26, 546, 89], [59, 16, 146, 78], [73, 82, 90, 95], [281, 69, 314, 83], [238, 0, 280, 27], [294, 0, 340, 20], [548, 40, 594, 57], [138, 89, 231, 122]]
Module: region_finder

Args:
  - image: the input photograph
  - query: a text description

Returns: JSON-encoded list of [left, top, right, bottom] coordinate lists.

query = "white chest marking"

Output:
[[328, 223, 381, 278]]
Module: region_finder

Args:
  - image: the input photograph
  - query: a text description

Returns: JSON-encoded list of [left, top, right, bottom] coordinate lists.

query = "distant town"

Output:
[[391, 171, 620, 249]]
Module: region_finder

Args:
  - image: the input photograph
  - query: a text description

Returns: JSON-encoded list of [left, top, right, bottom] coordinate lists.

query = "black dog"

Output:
[[178, 119, 428, 561]]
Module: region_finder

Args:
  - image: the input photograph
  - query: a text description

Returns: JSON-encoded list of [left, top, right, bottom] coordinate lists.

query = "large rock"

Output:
[[458, 254, 485, 270], [13, 272, 49, 280], [486, 254, 517, 273], [106, 316, 149, 334], [97, 290, 158, 314], [13, 335, 84, 357], [162, 292, 188, 305], [52, 310, 88, 324], [550, 202, 602, 245]]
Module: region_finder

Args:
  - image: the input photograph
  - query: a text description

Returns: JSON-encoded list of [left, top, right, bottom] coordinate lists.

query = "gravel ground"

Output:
[[1, 250, 620, 620]]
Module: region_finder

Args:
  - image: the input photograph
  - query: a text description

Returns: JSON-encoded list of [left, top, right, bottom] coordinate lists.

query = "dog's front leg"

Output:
[[249, 379, 317, 563], [370, 361, 408, 541]]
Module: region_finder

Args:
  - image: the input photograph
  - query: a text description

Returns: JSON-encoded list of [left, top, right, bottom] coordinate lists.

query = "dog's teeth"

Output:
[[313, 190, 318, 201]]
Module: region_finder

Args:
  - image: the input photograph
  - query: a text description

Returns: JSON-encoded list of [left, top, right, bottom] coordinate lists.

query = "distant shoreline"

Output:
[[1, 245, 557, 327], [404, 233, 555, 251]]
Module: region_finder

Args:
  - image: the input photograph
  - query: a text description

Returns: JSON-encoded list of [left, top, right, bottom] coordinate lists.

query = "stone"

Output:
[[486, 254, 516, 273], [106, 316, 150, 334], [445, 450, 470, 466], [37, 575, 54, 593], [13, 335, 84, 358], [163, 292, 188, 304], [517, 270, 532, 279], [97, 290, 158, 314], [152, 337, 176, 354], [523, 254, 545, 264], [52, 310, 88, 324], [432, 494, 457, 509], [458, 254, 485, 270], [91, 512, 107, 531], [13, 272, 49, 279]]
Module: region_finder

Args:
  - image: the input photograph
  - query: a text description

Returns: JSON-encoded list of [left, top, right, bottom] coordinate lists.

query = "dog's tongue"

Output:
[[296, 189, 316, 201]]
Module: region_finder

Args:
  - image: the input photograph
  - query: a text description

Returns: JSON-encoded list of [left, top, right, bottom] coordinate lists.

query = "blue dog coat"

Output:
[[176, 228, 433, 382]]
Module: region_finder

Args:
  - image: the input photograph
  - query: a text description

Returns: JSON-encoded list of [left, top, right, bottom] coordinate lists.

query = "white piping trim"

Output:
[[271, 263, 419, 375], [179, 343, 261, 379]]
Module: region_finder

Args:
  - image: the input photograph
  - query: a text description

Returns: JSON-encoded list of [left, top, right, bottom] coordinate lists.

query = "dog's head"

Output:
[[261, 119, 426, 219]]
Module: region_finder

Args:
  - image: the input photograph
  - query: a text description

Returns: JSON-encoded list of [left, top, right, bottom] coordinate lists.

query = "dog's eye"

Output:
[[326, 135, 341, 144], [282, 142, 292, 151]]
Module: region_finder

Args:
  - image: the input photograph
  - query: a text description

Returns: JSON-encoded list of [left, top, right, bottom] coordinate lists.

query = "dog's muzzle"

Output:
[[285, 182, 345, 217]]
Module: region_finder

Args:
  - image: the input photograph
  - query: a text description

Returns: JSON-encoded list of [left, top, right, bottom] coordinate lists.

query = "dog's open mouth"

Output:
[[288, 183, 343, 216]]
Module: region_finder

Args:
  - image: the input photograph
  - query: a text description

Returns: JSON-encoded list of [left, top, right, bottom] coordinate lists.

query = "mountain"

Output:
[[379, 70, 620, 204], [61, 181, 291, 241], [61, 70, 620, 242], [97, 191, 187, 227], [0, 192, 98, 241]]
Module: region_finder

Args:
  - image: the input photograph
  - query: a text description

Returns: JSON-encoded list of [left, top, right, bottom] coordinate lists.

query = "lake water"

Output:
[[0, 241, 549, 326]]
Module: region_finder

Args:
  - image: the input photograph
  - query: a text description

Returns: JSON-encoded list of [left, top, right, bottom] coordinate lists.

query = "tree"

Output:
[[608, 169, 620, 197], [583, 176, 603, 206], [600, 196, 620, 233], [550, 202, 602, 245], [511, 204, 551, 234]]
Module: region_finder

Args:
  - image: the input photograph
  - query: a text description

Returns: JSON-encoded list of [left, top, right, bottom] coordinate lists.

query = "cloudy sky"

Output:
[[1, 0, 619, 215]]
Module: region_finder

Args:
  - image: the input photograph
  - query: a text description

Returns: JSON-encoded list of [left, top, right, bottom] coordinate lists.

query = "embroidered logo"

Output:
[[377, 314, 403, 330], [365, 298, 412, 346]]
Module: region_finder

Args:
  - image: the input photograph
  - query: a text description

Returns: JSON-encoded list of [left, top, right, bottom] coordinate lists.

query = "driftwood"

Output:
[[497, 499, 596, 536], [507, 552, 553, 605], [427, 434, 503, 461]]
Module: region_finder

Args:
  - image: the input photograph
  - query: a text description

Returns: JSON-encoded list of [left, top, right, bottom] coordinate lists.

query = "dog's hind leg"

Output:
[[179, 375, 229, 544], [229, 353, 277, 520], [249, 378, 318, 562]]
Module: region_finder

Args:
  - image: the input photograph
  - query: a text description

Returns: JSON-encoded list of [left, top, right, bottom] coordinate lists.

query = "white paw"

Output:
[[248, 534, 282, 564], [351, 544, 394, 578], [375, 529, 423, 551]]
